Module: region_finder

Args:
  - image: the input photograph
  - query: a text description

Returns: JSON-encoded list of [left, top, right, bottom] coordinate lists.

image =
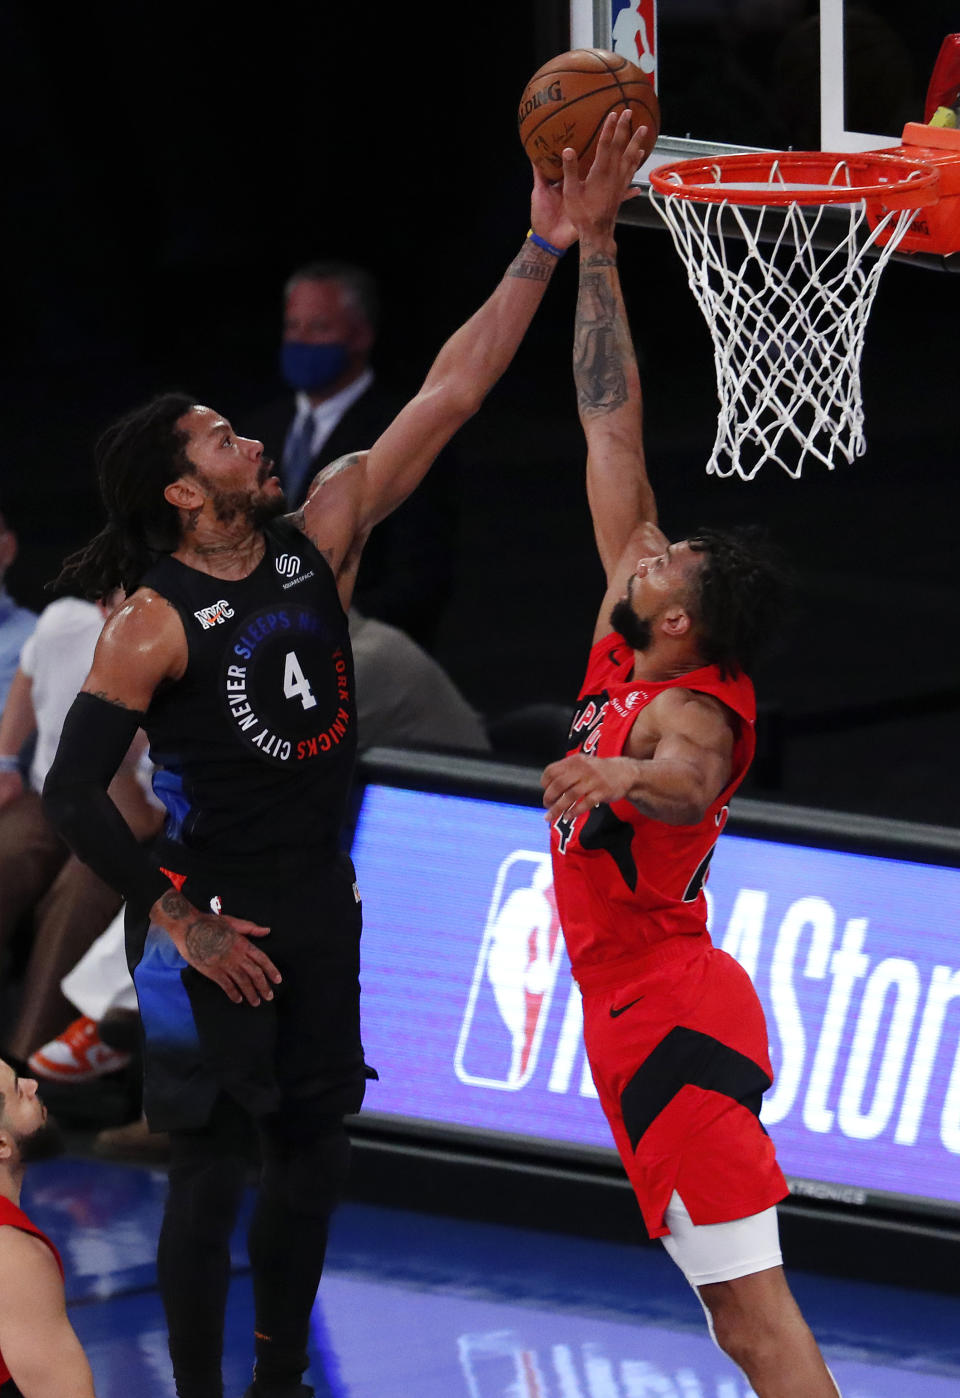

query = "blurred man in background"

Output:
[[0, 504, 37, 716], [244, 261, 457, 653]]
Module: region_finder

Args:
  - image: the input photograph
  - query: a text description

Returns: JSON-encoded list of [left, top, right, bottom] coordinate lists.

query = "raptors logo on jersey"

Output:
[[567, 691, 608, 756]]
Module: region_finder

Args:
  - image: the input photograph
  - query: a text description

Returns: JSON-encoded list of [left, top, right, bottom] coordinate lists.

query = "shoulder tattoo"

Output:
[[88, 690, 132, 709]]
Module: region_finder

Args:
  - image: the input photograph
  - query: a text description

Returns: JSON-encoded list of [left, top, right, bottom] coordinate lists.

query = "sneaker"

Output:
[[28, 1016, 132, 1083]]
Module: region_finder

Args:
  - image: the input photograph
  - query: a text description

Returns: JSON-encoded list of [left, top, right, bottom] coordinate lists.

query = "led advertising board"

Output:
[[350, 770, 960, 1219]]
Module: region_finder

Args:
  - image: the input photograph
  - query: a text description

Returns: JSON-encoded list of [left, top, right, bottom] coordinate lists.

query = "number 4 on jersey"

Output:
[[283, 650, 317, 710]]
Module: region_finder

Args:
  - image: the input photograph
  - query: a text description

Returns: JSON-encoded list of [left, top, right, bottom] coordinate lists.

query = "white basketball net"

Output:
[[649, 179, 921, 479]]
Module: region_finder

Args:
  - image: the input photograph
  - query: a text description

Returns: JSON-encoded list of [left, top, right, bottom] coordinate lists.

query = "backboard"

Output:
[[568, 1, 956, 181]]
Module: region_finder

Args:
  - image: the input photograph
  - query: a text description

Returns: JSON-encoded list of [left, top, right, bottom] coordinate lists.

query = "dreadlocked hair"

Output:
[[687, 525, 791, 678], [50, 393, 197, 598]]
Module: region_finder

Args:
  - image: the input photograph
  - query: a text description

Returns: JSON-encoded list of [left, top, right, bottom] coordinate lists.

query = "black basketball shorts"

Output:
[[126, 850, 369, 1133]]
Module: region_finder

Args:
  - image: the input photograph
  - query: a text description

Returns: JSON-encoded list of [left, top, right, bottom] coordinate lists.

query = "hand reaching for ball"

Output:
[[560, 109, 648, 244], [529, 162, 578, 254]]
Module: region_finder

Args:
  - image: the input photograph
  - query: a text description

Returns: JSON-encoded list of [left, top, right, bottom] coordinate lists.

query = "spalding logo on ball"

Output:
[[518, 48, 660, 181]]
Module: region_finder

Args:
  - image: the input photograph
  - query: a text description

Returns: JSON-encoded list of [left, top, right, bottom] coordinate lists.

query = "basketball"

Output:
[[518, 48, 660, 182]]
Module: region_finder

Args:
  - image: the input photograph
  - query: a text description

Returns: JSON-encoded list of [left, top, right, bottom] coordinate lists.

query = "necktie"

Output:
[[283, 411, 316, 505]]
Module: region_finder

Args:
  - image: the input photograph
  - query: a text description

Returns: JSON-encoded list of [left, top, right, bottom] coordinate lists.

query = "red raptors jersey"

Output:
[[551, 632, 756, 984], [0, 1197, 64, 1388]]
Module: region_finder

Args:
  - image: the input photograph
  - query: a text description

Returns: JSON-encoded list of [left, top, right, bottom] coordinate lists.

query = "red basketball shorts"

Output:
[[580, 936, 788, 1239]]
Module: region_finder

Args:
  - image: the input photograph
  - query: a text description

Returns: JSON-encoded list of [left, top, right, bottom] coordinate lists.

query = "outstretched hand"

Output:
[[529, 161, 577, 253], [561, 109, 648, 242], [541, 753, 638, 825]]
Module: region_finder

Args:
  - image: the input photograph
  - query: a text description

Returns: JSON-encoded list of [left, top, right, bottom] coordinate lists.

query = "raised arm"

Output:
[[294, 170, 578, 607], [562, 112, 666, 585]]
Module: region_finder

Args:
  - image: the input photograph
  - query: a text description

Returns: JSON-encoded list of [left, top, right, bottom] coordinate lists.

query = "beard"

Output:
[[610, 598, 653, 652], [209, 481, 286, 529], [17, 1115, 63, 1163], [192, 458, 287, 530]]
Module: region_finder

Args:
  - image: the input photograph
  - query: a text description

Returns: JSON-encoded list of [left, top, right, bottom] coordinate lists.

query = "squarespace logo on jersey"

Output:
[[220, 604, 352, 766]]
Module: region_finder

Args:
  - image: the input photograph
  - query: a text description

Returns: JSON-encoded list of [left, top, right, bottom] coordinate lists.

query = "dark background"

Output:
[[1, 0, 956, 826]]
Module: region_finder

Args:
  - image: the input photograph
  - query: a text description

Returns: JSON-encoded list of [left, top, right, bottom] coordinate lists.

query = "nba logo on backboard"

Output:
[[611, 0, 657, 83], [454, 852, 565, 1090]]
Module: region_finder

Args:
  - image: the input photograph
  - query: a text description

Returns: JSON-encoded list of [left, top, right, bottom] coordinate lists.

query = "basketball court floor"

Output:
[[24, 1151, 960, 1398]]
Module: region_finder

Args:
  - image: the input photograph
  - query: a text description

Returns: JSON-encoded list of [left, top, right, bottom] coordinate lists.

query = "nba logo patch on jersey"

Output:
[[454, 852, 565, 1090]]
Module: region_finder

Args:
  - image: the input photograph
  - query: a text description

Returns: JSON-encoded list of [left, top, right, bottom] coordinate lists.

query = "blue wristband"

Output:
[[526, 229, 567, 259]]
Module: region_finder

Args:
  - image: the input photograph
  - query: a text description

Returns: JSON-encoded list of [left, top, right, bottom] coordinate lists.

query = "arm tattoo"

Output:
[[158, 889, 190, 919], [314, 453, 361, 487], [290, 459, 359, 568], [184, 917, 233, 964], [508, 243, 554, 284], [574, 266, 628, 415], [89, 690, 132, 709], [289, 506, 336, 567], [159, 890, 234, 964]]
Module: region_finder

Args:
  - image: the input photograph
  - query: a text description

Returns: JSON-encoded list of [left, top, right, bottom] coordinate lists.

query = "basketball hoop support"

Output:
[[865, 123, 960, 256]]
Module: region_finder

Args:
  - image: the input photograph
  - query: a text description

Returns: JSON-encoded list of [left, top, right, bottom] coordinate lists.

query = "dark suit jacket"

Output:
[[245, 381, 457, 652]]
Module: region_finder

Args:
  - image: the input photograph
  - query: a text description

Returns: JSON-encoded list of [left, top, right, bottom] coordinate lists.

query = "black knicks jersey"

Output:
[[139, 517, 357, 867]]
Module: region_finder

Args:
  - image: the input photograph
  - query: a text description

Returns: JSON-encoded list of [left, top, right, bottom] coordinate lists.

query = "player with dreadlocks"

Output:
[[39, 116, 654, 1398]]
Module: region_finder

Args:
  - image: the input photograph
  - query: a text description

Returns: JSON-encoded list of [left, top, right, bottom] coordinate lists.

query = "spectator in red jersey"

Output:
[[0, 1057, 95, 1398], [539, 115, 840, 1397]]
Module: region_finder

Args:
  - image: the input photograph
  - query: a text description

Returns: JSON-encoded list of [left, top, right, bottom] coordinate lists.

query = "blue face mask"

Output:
[[281, 341, 349, 393]]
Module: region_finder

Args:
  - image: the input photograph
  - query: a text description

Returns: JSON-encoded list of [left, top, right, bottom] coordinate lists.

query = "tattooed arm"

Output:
[[294, 169, 577, 610], [560, 110, 667, 601], [151, 888, 280, 1006], [43, 590, 280, 1004]]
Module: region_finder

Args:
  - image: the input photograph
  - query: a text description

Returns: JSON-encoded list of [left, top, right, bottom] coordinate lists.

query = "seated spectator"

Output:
[[349, 609, 490, 755], [0, 502, 37, 715], [27, 905, 136, 1083], [243, 260, 458, 652], [0, 593, 163, 1066]]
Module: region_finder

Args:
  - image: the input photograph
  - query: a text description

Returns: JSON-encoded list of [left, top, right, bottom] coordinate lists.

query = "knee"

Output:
[[260, 1123, 351, 1218], [166, 1150, 249, 1239], [704, 1290, 792, 1373], [707, 1302, 759, 1369]]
